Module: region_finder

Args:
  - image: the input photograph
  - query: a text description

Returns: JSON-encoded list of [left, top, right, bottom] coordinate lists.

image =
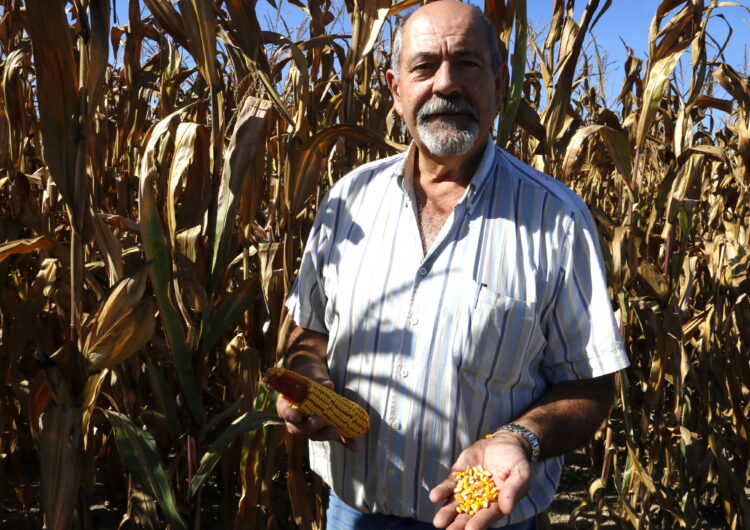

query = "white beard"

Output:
[[415, 95, 480, 157], [417, 119, 479, 157]]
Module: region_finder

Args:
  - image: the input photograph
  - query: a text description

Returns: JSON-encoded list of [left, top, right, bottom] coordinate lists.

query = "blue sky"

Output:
[[112, 0, 749, 103]]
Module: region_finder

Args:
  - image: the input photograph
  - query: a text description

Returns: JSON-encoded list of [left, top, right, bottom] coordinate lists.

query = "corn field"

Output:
[[0, 0, 748, 528]]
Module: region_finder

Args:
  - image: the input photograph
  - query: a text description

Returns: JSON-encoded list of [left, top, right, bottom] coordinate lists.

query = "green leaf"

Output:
[[209, 96, 271, 293], [139, 105, 205, 425], [202, 277, 261, 353], [102, 409, 187, 530], [145, 359, 183, 448], [189, 411, 283, 497], [497, 0, 526, 149]]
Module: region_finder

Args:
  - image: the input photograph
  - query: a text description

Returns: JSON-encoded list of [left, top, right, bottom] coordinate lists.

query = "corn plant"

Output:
[[0, 0, 748, 529]]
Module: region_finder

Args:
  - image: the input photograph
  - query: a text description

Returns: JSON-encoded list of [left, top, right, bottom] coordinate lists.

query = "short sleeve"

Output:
[[541, 207, 629, 383], [285, 192, 335, 334]]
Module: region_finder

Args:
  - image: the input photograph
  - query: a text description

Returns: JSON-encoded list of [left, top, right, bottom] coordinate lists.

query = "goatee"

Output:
[[416, 94, 480, 157]]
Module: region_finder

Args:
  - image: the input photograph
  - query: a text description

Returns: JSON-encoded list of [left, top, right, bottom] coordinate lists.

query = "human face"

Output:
[[387, 1, 503, 159]]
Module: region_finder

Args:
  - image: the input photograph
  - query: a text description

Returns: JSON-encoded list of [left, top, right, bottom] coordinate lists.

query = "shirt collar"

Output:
[[397, 136, 498, 209]]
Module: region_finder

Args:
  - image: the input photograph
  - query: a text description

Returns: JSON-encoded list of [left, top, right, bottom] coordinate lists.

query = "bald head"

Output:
[[390, 1, 501, 81]]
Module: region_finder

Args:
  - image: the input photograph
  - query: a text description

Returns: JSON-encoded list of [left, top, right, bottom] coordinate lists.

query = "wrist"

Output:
[[283, 358, 330, 383], [486, 423, 541, 463]]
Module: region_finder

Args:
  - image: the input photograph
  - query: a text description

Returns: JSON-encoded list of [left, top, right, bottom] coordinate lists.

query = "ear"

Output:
[[386, 69, 404, 117]]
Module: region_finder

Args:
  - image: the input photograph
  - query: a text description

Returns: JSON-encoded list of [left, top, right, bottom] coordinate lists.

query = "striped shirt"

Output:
[[285, 138, 629, 526]]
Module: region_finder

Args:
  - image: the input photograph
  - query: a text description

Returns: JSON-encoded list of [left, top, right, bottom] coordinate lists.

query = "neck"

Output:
[[415, 138, 486, 193]]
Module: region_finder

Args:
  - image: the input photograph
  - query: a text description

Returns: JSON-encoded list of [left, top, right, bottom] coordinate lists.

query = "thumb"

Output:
[[496, 471, 530, 514]]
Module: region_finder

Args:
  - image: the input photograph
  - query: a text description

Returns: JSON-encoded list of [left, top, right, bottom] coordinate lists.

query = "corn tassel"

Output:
[[263, 367, 369, 438]]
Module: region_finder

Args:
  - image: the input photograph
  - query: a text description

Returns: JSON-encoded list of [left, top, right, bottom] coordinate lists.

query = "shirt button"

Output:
[[390, 420, 400, 430], [387, 469, 395, 477], [409, 317, 418, 326], [400, 369, 409, 378], [418, 267, 428, 276]]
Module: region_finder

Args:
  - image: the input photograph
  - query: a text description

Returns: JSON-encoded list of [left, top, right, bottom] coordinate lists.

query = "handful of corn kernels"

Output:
[[452, 465, 499, 515]]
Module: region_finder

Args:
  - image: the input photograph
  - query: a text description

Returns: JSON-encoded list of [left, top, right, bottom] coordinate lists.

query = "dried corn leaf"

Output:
[[142, 0, 190, 49], [80, 266, 155, 371], [542, 0, 599, 146], [81, 370, 108, 450], [85, 0, 110, 119], [0, 236, 55, 263], [224, 0, 264, 64], [636, 1, 698, 151], [1, 46, 28, 166], [167, 122, 211, 246], [290, 124, 402, 215], [637, 261, 671, 305], [39, 406, 81, 530], [635, 50, 686, 152], [177, 0, 218, 86], [89, 212, 123, 286], [563, 124, 634, 201], [24, 0, 79, 209], [342, 0, 391, 79]]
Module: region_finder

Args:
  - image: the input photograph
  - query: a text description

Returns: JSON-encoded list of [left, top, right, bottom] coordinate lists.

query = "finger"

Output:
[[432, 499, 460, 529], [284, 418, 318, 437], [283, 413, 329, 437], [306, 423, 341, 441], [339, 436, 360, 452], [280, 407, 305, 426], [429, 476, 457, 503], [276, 397, 304, 424], [443, 512, 472, 530], [464, 504, 502, 530]]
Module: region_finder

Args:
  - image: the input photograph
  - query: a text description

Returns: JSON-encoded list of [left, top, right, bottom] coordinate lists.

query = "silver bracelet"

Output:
[[491, 423, 541, 464]]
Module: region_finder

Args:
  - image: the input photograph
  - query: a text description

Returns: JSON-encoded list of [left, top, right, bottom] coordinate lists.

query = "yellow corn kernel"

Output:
[[451, 465, 499, 517], [263, 367, 370, 438]]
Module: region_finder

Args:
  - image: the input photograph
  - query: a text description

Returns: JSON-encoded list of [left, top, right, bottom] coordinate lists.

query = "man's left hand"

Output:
[[429, 432, 533, 529]]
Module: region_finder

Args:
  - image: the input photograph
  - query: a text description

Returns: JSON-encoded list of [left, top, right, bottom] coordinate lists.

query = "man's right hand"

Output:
[[279, 326, 359, 450], [275, 371, 360, 452]]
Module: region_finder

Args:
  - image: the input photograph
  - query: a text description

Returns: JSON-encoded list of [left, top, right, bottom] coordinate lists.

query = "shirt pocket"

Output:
[[452, 280, 546, 388]]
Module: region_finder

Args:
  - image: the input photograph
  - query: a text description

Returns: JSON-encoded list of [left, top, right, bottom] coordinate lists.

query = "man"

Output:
[[278, 1, 629, 529]]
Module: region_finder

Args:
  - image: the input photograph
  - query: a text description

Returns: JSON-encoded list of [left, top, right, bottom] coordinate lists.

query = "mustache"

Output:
[[417, 95, 479, 124]]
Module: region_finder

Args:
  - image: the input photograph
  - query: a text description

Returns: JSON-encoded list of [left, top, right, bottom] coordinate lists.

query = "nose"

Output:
[[432, 60, 460, 96]]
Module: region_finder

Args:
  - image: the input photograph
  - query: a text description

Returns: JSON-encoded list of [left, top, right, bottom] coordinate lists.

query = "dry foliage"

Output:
[[0, 0, 748, 528]]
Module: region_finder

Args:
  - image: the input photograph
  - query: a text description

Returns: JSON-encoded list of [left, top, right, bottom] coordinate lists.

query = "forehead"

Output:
[[401, 5, 490, 60]]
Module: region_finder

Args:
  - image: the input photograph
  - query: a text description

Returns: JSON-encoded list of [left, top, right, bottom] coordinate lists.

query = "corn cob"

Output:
[[452, 465, 499, 516], [262, 367, 369, 438]]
